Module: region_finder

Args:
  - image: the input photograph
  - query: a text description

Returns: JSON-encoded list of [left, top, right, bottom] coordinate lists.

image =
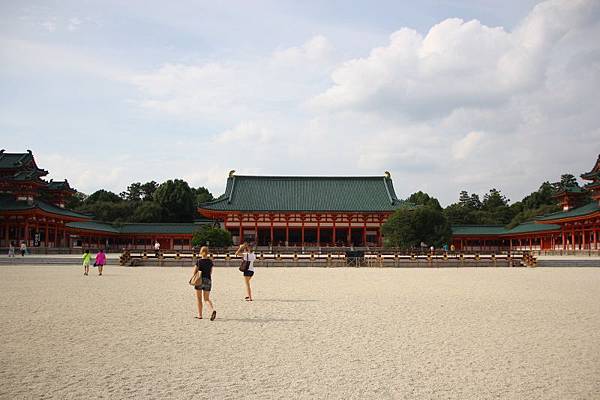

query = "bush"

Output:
[[192, 225, 233, 248]]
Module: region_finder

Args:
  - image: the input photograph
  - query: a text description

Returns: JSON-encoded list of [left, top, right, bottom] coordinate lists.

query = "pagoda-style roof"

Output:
[[0, 194, 90, 220], [581, 154, 600, 180], [0, 150, 48, 176], [552, 185, 586, 196], [46, 179, 76, 192], [199, 174, 407, 212], [535, 201, 600, 223]]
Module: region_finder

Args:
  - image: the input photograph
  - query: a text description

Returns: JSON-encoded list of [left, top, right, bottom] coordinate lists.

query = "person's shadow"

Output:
[[218, 317, 304, 323], [253, 299, 318, 303]]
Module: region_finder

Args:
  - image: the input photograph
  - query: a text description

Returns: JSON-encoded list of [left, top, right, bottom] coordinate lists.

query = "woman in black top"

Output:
[[191, 246, 216, 321]]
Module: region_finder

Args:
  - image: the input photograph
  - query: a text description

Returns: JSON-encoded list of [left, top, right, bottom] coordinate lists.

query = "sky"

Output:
[[1, 0, 599, 205]]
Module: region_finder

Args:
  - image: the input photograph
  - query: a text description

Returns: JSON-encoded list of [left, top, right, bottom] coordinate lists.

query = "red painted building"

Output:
[[452, 155, 600, 252], [198, 172, 409, 247]]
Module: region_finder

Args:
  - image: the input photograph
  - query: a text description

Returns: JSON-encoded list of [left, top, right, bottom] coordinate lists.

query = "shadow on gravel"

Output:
[[217, 318, 304, 323], [253, 299, 319, 303]]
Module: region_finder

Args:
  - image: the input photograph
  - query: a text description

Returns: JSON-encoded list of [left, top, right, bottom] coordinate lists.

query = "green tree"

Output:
[[382, 206, 451, 249], [131, 201, 165, 222], [154, 179, 196, 222], [81, 201, 133, 222], [120, 182, 143, 201], [85, 189, 122, 204], [193, 186, 214, 205], [140, 181, 158, 200], [555, 174, 578, 190], [192, 225, 233, 248], [406, 191, 442, 210], [65, 191, 87, 209]]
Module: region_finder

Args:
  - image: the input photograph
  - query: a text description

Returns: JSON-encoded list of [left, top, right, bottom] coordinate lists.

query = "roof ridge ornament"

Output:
[[384, 171, 391, 179], [228, 170, 236, 177]]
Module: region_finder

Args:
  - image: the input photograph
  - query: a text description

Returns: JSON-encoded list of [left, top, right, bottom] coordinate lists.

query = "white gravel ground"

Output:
[[0, 265, 599, 399]]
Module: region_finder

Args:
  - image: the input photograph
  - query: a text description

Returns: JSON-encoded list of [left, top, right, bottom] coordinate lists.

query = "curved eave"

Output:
[[536, 210, 600, 224], [0, 207, 91, 222]]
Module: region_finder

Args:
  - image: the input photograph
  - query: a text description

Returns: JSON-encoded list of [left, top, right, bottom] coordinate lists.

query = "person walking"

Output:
[[8, 242, 15, 257], [82, 249, 91, 276], [235, 243, 256, 301], [154, 240, 160, 257], [190, 246, 216, 321], [95, 249, 106, 276], [20, 242, 27, 257]]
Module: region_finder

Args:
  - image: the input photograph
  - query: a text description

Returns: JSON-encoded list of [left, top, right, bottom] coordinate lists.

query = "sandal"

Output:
[[195, 316, 202, 320], [210, 311, 216, 321]]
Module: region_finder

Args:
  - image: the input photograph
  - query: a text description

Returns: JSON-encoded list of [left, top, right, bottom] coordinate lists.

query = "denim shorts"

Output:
[[195, 277, 212, 291]]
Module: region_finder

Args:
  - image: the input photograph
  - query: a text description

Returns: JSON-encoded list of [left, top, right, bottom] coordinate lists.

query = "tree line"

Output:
[[382, 174, 590, 249], [67, 179, 215, 223]]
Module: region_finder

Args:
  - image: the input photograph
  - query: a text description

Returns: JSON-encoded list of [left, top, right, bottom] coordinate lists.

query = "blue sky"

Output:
[[1, 0, 599, 205]]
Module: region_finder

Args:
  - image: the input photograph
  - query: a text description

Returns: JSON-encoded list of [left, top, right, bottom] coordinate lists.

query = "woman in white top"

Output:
[[235, 243, 256, 301]]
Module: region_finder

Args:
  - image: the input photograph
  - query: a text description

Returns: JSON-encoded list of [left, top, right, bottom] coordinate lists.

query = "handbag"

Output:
[[239, 259, 250, 272], [189, 271, 201, 286]]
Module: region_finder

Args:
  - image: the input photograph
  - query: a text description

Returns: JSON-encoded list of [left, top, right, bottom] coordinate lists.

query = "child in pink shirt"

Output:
[[95, 249, 106, 276]]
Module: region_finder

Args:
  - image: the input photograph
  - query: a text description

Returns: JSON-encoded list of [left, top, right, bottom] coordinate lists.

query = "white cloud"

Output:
[[213, 121, 275, 144], [452, 131, 483, 160], [129, 35, 336, 122], [16, 0, 599, 205]]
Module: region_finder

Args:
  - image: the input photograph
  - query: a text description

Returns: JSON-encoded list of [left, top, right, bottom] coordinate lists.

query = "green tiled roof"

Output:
[[452, 223, 561, 236], [536, 202, 600, 221], [10, 170, 46, 181], [66, 221, 120, 233], [0, 194, 90, 219], [505, 222, 560, 234], [119, 223, 201, 234], [554, 185, 586, 195], [65, 221, 212, 234], [0, 150, 47, 175], [452, 225, 507, 236], [200, 175, 407, 212], [581, 155, 600, 180], [47, 179, 74, 191]]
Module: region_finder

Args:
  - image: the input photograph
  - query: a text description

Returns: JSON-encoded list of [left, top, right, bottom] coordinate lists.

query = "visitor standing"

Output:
[[154, 240, 160, 257], [20, 242, 27, 257], [190, 246, 216, 321], [82, 249, 91, 276], [235, 243, 256, 301], [8, 242, 15, 257], [95, 249, 106, 276]]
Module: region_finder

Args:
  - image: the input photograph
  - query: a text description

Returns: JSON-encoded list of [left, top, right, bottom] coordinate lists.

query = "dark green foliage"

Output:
[[554, 174, 578, 190], [74, 179, 212, 224], [154, 179, 196, 222], [406, 191, 442, 210], [506, 182, 560, 228], [131, 201, 165, 223], [85, 189, 122, 204], [120, 181, 159, 201], [79, 201, 134, 223], [193, 186, 214, 205], [445, 188, 513, 225], [382, 206, 451, 249], [192, 225, 233, 248], [65, 191, 87, 209]]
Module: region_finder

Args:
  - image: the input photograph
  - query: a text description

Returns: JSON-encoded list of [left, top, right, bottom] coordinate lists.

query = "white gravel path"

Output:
[[0, 265, 599, 399]]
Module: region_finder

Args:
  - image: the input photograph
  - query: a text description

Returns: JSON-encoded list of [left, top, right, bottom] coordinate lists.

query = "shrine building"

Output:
[[451, 155, 600, 252], [198, 172, 409, 247], [2, 149, 600, 253]]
